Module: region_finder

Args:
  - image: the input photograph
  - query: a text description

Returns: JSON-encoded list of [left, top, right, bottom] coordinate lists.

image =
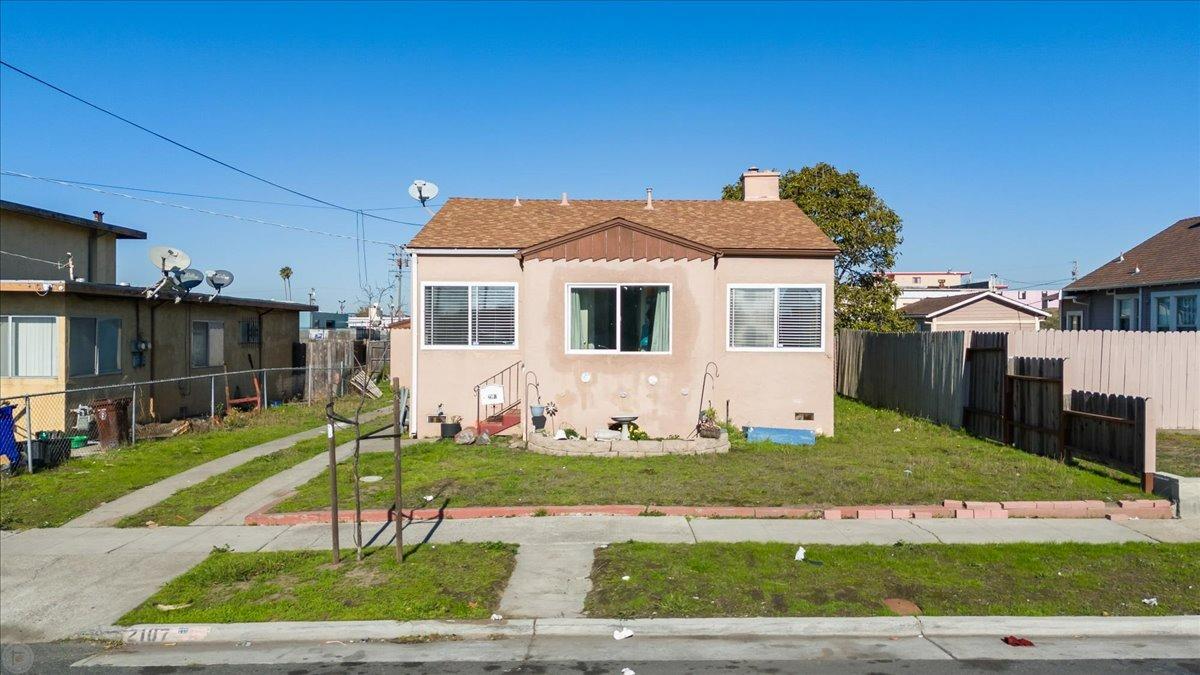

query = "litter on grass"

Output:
[[491, 613, 504, 621], [424, 495, 434, 502], [1142, 597, 1159, 606], [613, 628, 634, 640], [622, 668, 636, 675], [621, 575, 631, 581], [360, 475, 382, 483], [154, 603, 192, 611], [794, 547, 806, 561]]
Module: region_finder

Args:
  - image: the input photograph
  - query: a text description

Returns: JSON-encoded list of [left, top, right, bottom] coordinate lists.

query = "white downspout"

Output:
[[410, 252, 419, 438]]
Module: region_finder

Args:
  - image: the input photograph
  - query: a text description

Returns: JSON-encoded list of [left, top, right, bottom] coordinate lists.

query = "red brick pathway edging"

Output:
[[244, 499, 1174, 526]]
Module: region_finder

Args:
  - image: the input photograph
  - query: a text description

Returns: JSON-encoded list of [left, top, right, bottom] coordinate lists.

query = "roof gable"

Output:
[[900, 291, 1050, 319], [408, 198, 838, 253], [1065, 216, 1200, 291], [519, 218, 718, 262]]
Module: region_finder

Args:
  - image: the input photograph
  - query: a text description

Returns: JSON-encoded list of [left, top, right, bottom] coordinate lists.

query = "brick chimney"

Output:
[[740, 166, 780, 201]]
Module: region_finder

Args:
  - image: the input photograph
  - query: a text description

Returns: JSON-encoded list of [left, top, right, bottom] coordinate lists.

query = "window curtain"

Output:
[[571, 289, 592, 349], [649, 286, 669, 351]]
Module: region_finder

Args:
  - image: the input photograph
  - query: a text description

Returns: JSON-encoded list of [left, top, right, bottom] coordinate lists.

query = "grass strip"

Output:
[[0, 390, 390, 529], [115, 417, 394, 528], [272, 397, 1145, 512], [585, 541, 1200, 618], [1158, 431, 1200, 477], [119, 542, 517, 624]]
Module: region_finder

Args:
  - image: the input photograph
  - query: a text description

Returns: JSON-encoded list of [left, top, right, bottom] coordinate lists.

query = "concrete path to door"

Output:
[[4, 515, 1196, 640], [62, 408, 390, 528]]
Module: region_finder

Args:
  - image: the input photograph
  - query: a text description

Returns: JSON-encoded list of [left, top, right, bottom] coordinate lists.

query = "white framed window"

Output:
[[239, 320, 261, 344], [191, 320, 225, 367], [565, 284, 671, 354], [1113, 294, 1139, 331], [1150, 291, 1198, 332], [1065, 310, 1083, 331], [69, 317, 121, 376], [421, 283, 517, 349], [727, 284, 825, 352], [0, 316, 57, 377]]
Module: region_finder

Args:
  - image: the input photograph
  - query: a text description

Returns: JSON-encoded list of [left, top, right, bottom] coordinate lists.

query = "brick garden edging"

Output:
[[525, 433, 730, 457], [244, 498, 1174, 526]]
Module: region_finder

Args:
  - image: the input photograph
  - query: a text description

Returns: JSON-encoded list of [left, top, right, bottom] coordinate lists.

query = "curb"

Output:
[[245, 499, 1175, 526], [92, 616, 1200, 646]]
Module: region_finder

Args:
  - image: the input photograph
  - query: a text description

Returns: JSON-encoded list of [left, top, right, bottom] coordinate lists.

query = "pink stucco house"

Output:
[[391, 168, 839, 439]]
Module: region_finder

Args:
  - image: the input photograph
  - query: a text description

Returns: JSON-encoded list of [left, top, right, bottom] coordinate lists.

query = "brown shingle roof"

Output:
[[407, 198, 837, 253], [900, 291, 1048, 319], [1065, 216, 1200, 291]]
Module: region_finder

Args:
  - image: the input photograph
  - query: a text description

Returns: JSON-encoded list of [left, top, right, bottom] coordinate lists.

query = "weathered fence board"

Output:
[[1065, 390, 1156, 491], [836, 329, 966, 426], [963, 332, 1008, 441]]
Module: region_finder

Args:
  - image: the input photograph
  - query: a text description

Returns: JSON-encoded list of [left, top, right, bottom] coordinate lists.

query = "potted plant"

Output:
[[441, 415, 463, 439], [530, 400, 555, 431]]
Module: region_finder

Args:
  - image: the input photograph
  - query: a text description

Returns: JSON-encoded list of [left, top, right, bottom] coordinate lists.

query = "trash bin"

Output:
[[92, 398, 132, 449], [30, 432, 71, 469]]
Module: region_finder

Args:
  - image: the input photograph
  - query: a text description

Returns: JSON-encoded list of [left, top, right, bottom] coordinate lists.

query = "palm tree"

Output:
[[279, 266, 293, 300]]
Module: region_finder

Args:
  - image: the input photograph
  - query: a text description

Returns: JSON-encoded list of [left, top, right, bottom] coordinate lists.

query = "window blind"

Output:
[[471, 285, 516, 346], [729, 288, 775, 348], [777, 287, 822, 348], [424, 285, 470, 346], [3, 316, 56, 377]]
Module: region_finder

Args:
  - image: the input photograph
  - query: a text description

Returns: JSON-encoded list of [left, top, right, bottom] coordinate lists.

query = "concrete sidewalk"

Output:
[[4, 516, 1197, 641], [63, 408, 389, 528]]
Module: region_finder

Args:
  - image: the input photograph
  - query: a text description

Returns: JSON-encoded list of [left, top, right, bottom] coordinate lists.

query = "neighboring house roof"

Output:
[[1065, 216, 1200, 291], [407, 197, 838, 254], [899, 291, 1050, 319], [0, 280, 316, 312], [0, 200, 149, 240]]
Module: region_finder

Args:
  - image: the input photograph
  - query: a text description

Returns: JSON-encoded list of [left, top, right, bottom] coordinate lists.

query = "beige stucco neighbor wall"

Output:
[[0, 211, 119, 283], [409, 252, 836, 439]]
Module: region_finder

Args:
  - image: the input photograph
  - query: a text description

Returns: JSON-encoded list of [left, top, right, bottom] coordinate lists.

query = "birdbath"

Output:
[[611, 415, 639, 440]]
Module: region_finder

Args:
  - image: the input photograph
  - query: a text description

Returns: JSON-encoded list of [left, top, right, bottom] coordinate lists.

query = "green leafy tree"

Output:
[[722, 163, 911, 331]]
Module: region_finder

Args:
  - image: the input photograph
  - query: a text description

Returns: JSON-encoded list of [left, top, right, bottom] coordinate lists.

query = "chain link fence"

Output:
[[2, 365, 356, 474]]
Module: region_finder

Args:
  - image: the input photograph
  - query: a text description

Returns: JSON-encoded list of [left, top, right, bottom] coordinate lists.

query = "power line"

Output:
[[0, 60, 425, 227], [3, 170, 402, 246], [0, 249, 69, 268]]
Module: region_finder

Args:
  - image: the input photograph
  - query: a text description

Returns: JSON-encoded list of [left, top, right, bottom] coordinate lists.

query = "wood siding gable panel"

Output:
[[520, 218, 717, 262]]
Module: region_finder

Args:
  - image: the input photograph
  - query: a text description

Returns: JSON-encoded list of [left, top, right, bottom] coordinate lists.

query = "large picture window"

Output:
[[728, 285, 824, 351], [567, 284, 670, 353], [423, 283, 517, 348], [0, 316, 57, 377], [69, 317, 121, 376], [191, 320, 225, 367]]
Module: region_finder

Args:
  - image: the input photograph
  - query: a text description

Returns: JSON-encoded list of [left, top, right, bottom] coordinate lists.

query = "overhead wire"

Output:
[[2, 170, 402, 247], [0, 249, 69, 268], [0, 60, 425, 227]]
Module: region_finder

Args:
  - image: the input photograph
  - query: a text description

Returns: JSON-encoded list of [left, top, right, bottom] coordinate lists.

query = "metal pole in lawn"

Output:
[[327, 378, 341, 564], [23, 395, 33, 474], [393, 378, 403, 563]]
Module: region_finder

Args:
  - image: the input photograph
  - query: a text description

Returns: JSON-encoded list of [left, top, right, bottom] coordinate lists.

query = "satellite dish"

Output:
[[408, 180, 439, 206], [205, 269, 234, 292], [174, 268, 205, 291], [148, 246, 191, 273]]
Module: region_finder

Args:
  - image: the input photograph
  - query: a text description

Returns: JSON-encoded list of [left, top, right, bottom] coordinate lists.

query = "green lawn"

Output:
[[119, 543, 516, 624], [115, 417, 394, 528], [1158, 430, 1200, 477], [0, 392, 391, 529], [273, 397, 1146, 512], [586, 542, 1200, 618]]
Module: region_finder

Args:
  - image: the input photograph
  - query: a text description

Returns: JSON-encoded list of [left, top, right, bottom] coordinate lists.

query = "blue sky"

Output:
[[1, 1, 1197, 308]]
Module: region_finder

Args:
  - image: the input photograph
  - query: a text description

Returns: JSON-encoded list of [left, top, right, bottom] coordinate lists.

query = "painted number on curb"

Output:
[[123, 626, 211, 643]]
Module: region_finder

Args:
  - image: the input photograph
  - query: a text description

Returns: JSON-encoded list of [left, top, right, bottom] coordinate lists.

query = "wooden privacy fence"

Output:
[[1008, 330, 1199, 430], [836, 329, 966, 427], [838, 329, 1158, 487]]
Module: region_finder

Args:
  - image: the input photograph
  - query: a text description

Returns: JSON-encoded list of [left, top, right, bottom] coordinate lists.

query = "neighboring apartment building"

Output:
[[888, 268, 1059, 312], [391, 168, 839, 439], [1061, 216, 1199, 331], [0, 201, 314, 436]]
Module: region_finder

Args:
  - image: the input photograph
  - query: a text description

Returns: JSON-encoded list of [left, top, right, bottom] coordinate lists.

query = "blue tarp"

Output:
[[744, 426, 816, 446], [0, 404, 19, 466]]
